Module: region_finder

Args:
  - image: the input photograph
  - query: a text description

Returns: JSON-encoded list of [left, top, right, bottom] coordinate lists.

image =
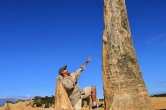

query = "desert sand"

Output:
[[0, 97, 166, 110]]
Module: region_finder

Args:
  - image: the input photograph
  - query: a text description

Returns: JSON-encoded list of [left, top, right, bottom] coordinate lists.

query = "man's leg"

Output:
[[82, 86, 97, 103], [82, 86, 92, 98], [91, 86, 97, 103], [82, 86, 102, 109], [74, 86, 93, 110]]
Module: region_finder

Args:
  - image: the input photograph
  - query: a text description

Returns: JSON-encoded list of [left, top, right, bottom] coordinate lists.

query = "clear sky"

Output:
[[0, 0, 166, 99]]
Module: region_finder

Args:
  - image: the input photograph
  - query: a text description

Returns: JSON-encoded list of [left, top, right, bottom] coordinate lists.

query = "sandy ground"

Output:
[[151, 97, 166, 110], [0, 97, 166, 110]]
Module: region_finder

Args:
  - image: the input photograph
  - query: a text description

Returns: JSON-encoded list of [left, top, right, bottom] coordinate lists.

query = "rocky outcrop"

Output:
[[0, 100, 32, 110], [0, 100, 54, 110], [102, 0, 153, 110], [54, 75, 73, 110]]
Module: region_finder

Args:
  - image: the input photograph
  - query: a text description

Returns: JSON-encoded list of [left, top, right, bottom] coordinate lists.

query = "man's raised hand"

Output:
[[86, 56, 91, 63]]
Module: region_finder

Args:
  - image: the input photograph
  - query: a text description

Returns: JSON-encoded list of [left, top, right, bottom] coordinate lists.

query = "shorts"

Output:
[[74, 86, 92, 110]]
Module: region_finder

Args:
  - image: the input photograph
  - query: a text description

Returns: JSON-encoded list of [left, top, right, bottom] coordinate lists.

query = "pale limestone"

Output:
[[54, 75, 73, 110], [102, 0, 153, 110]]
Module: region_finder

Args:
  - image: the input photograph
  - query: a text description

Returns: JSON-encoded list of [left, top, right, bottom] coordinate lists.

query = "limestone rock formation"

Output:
[[54, 75, 73, 110], [102, 0, 153, 110], [0, 100, 32, 110]]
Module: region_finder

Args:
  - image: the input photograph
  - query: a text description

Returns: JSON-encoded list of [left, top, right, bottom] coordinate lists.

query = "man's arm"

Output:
[[71, 56, 91, 80]]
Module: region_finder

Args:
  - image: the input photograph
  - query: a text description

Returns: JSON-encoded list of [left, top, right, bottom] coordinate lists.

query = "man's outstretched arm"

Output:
[[71, 56, 91, 80]]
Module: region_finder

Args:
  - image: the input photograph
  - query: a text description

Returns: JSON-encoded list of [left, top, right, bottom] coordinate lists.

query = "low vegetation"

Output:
[[32, 96, 54, 108], [151, 93, 166, 97]]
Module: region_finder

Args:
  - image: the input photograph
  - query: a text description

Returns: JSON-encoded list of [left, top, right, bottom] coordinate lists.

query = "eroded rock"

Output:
[[54, 75, 73, 110], [102, 0, 153, 110]]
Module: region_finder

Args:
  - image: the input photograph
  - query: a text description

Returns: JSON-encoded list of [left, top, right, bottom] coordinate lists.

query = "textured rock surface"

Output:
[[0, 100, 32, 110], [54, 75, 73, 110], [102, 0, 153, 110]]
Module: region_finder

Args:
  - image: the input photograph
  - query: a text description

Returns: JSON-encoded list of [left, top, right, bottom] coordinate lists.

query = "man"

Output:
[[58, 56, 102, 109]]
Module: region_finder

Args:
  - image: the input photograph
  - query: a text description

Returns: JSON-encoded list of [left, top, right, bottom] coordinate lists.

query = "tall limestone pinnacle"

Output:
[[102, 0, 153, 110]]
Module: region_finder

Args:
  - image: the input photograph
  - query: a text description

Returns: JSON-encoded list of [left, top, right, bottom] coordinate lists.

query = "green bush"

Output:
[[32, 95, 54, 108]]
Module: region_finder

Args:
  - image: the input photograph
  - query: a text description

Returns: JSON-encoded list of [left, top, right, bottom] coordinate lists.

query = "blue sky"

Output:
[[0, 0, 166, 99]]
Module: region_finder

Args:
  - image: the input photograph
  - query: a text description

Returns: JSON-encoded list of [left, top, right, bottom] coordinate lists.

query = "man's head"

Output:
[[58, 65, 68, 76]]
